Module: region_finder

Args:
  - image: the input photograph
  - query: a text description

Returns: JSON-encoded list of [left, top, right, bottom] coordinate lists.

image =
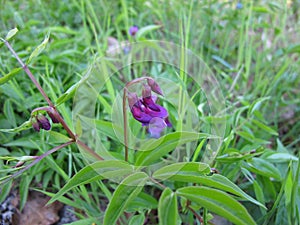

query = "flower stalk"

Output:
[[1, 38, 104, 182], [123, 77, 172, 161]]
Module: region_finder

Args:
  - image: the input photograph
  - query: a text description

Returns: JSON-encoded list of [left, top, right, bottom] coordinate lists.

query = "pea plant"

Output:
[[0, 28, 265, 225]]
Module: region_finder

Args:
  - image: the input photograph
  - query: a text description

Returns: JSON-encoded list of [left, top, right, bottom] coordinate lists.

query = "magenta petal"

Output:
[[144, 104, 168, 118], [143, 96, 160, 111], [131, 104, 152, 124], [165, 117, 172, 127], [149, 117, 167, 138]]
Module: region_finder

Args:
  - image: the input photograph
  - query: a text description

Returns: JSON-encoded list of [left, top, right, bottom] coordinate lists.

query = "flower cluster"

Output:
[[31, 107, 60, 132], [31, 114, 51, 132], [127, 78, 172, 138]]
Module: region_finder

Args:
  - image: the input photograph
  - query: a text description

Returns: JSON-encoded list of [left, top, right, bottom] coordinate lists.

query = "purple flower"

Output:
[[127, 84, 171, 138], [129, 25, 139, 37]]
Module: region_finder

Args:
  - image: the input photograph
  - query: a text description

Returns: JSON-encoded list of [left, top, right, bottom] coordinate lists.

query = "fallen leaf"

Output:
[[18, 190, 63, 225]]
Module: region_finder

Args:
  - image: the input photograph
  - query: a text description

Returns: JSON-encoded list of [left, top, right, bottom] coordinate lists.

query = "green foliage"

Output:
[[0, 0, 299, 224]]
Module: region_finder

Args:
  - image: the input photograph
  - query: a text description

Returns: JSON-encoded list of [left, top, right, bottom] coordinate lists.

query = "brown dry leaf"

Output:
[[18, 190, 63, 225]]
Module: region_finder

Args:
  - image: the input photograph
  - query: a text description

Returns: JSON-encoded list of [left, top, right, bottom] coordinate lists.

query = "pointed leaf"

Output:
[[49, 160, 133, 204], [0, 67, 22, 85], [136, 25, 161, 40], [153, 162, 210, 180], [5, 28, 18, 40], [129, 214, 145, 225], [158, 188, 180, 225], [103, 172, 148, 225], [243, 158, 281, 180], [154, 170, 265, 208], [56, 82, 80, 106], [0, 119, 32, 133], [177, 186, 256, 225], [48, 131, 71, 144], [27, 34, 50, 64], [135, 132, 215, 166]]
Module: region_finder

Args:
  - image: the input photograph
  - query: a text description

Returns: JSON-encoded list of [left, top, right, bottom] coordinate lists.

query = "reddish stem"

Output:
[[123, 88, 128, 161], [3, 40, 54, 107], [0, 141, 73, 185]]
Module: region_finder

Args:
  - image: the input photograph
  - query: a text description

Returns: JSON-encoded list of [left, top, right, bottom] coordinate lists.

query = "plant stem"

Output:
[[77, 139, 103, 160], [123, 88, 128, 161], [3, 40, 54, 107], [0, 141, 74, 185], [186, 204, 203, 224], [3, 39, 102, 162]]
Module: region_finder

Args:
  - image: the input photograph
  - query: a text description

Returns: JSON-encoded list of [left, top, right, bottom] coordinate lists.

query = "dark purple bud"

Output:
[[147, 78, 163, 96], [47, 107, 60, 123], [129, 25, 139, 37], [31, 116, 40, 132], [37, 114, 51, 131], [127, 92, 140, 109]]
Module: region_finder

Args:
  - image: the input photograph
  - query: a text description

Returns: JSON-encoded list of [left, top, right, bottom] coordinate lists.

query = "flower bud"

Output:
[[127, 92, 139, 109], [147, 78, 163, 96], [47, 107, 60, 123], [142, 84, 152, 98], [36, 114, 51, 131], [31, 116, 40, 132]]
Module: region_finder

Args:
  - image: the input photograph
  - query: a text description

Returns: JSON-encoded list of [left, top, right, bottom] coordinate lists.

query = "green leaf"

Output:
[[265, 152, 298, 163], [247, 96, 270, 117], [48, 131, 72, 144], [103, 172, 148, 225], [27, 34, 50, 64], [158, 188, 180, 225], [253, 180, 267, 215], [128, 214, 145, 225], [64, 218, 100, 225], [49, 160, 133, 204], [127, 192, 158, 212], [4, 99, 16, 127], [154, 170, 265, 209], [153, 162, 211, 180], [212, 55, 233, 69], [252, 119, 278, 136], [135, 132, 214, 166], [95, 119, 118, 141], [56, 82, 80, 106], [0, 119, 32, 133], [0, 67, 22, 85], [33, 189, 85, 210], [5, 28, 18, 40], [243, 158, 281, 180], [136, 25, 162, 40], [177, 186, 256, 225], [19, 175, 31, 210]]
